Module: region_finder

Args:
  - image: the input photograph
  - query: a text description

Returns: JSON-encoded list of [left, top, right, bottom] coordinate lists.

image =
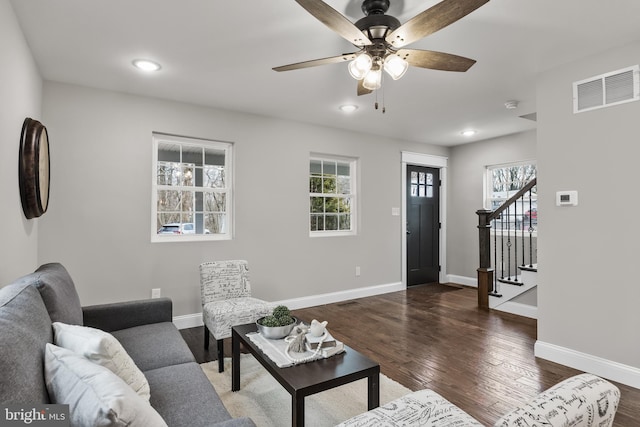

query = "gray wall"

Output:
[[0, 0, 42, 284], [38, 82, 448, 316], [537, 39, 640, 368], [447, 131, 537, 279]]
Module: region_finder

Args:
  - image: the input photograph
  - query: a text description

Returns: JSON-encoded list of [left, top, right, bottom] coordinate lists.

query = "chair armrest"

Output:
[[82, 297, 172, 332], [493, 373, 620, 427]]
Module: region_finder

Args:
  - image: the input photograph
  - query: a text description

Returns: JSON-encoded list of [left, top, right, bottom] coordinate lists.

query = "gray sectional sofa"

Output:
[[0, 262, 255, 427]]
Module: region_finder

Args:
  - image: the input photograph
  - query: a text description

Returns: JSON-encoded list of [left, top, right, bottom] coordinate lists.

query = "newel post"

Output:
[[476, 209, 493, 309]]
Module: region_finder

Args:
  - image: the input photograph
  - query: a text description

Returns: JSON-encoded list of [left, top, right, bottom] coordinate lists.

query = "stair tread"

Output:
[[519, 264, 537, 272]]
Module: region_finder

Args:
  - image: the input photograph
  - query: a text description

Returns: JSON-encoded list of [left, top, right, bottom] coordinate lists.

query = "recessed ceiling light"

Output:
[[132, 59, 161, 72], [339, 105, 358, 113], [461, 130, 476, 137]]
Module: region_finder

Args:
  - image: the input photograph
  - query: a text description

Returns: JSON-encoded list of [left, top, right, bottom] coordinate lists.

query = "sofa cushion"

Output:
[[144, 362, 233, 427], [32, 263, 83, 325], [111, 322, 195, 372], [44, 344, 168, 427], [52, 322, 150, 400], [0, 283, 52, 404]]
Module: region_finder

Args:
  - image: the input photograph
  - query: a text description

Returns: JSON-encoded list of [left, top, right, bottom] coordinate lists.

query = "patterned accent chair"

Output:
[[199, 260, 275, 373], [336, 373, 620, 427]]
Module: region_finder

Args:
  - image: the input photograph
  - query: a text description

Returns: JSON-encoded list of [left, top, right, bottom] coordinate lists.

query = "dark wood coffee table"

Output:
[[231, 323, 380, 427]]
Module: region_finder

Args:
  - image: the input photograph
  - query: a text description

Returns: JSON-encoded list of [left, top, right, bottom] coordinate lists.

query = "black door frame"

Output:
[[401, 152, 448, 288]]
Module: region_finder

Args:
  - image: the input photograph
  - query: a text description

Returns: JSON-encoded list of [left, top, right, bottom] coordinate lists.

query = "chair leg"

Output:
[[217, 339, 224, 373], [204, 325, 210, 350]]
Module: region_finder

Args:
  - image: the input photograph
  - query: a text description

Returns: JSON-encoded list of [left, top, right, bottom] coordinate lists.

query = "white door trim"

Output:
[[401, 151, 448, 287]]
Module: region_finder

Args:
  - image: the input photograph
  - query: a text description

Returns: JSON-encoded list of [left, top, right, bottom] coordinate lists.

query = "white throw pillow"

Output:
[[44, 344, 167, 427], [52, 322, 150, 400]]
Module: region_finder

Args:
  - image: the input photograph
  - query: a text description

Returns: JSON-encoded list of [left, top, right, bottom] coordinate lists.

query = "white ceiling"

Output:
[[9, 0, 640, 146]]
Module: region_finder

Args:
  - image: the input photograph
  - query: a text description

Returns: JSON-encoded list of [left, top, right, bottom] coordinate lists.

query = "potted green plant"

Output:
[[256, 305, 297, 339]]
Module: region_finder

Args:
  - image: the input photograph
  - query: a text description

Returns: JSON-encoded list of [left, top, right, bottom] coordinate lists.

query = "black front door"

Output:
[[406, 165, 440, 286]]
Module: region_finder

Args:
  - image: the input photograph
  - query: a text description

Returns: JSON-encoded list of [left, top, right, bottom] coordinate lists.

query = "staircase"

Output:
[[476, 178, 537, 312]]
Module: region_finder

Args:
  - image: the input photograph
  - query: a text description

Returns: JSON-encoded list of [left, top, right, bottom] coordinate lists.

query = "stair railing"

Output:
[[476, 178, 537, 308]]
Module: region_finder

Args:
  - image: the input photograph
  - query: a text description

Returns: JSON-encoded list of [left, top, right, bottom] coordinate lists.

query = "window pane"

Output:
[[312, 215, 324, 231], [427, 186, 433, 198], [182, 147, 202, 166], [310, 197, 324, 213], [337, 176, 350, 194], [337, 162, 350, 177], [411, 171, 418, 184], [323, 177, 336, 194], [310, 159, 322, 175], [158, 143, 180, 162], [157, 190, 181, 211], [339, 214, 350, 230], [338, 197, 351, 214], [419, 172, 426, 184], [323, 161, 336, 176], [325, 215, 338, 230], [181, 191, 193, 213], [426, 173, 433, 185], [205, 213, 226, 234], [181, 166, 194, 186], [157, 162, 180, 186], [310, 176, 322, 193], [411, 184, 418, 197], [325, 197, 338, 213], [204, 148, 225, 166], [204, 166, 225, 188], [419, 186, 426, 197], [205, 192, 226, 212]]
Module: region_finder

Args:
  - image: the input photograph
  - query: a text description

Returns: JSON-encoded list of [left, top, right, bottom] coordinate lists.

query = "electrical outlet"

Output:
[[355, 266, 361, 277], [151, 288, 161, 299]]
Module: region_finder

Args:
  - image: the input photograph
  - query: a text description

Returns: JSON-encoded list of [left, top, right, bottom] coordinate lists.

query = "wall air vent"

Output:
[[573, 65, 639, 113]]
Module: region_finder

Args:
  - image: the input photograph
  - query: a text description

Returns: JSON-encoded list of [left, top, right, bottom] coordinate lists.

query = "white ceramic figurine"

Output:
[[309, 319, 328, 337]]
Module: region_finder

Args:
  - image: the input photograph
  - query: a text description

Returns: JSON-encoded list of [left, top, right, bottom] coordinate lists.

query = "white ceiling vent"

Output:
[[573, 65, 639, 113]]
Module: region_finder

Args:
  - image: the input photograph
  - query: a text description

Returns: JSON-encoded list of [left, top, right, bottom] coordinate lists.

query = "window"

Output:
[[152, 133, 232, 242], [410, 170, 435, 198], [486, 162, 537, 231], [309, 156, 356, 236]]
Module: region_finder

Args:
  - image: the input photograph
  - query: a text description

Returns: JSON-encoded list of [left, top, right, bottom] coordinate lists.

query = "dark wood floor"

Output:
[[180, 283, 640, 426]]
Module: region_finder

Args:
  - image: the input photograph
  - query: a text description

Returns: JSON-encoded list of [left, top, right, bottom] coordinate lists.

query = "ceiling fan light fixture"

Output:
[[362, 67, 382, 90], [383, 54, 408, 80], [348, 53, 373, 80]]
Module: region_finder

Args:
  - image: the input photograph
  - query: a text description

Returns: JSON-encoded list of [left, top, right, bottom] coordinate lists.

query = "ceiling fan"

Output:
[[273, 0, 489, 96]]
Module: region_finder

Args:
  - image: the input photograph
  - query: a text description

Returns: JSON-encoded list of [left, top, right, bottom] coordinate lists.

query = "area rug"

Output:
[[201, 354, 412, 427]]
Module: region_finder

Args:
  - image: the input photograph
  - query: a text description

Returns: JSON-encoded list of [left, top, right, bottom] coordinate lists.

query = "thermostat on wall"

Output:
[[556, 191, 578, 206]]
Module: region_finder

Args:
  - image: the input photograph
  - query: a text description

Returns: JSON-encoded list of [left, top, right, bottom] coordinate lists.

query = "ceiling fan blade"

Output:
[[295, 0, 372, 46], [273, 53, 358, 72], [357, 79, 372, 96], [397, 49, 476, 72], [386, 0, 489, 48]]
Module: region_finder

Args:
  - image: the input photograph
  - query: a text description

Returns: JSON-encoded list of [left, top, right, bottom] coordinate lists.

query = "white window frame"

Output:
[[151, 133, 233, 242], [309, 154, 357, 237], [485, 160, 537, 234]]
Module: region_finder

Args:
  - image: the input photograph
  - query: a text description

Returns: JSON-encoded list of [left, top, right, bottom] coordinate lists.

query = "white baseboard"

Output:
[[535, 340, 640, 389], [447, 274, 477, 287], [493, 301, 537, 319], [173, 313, 203, 330], [173, 281, 405, 330]]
